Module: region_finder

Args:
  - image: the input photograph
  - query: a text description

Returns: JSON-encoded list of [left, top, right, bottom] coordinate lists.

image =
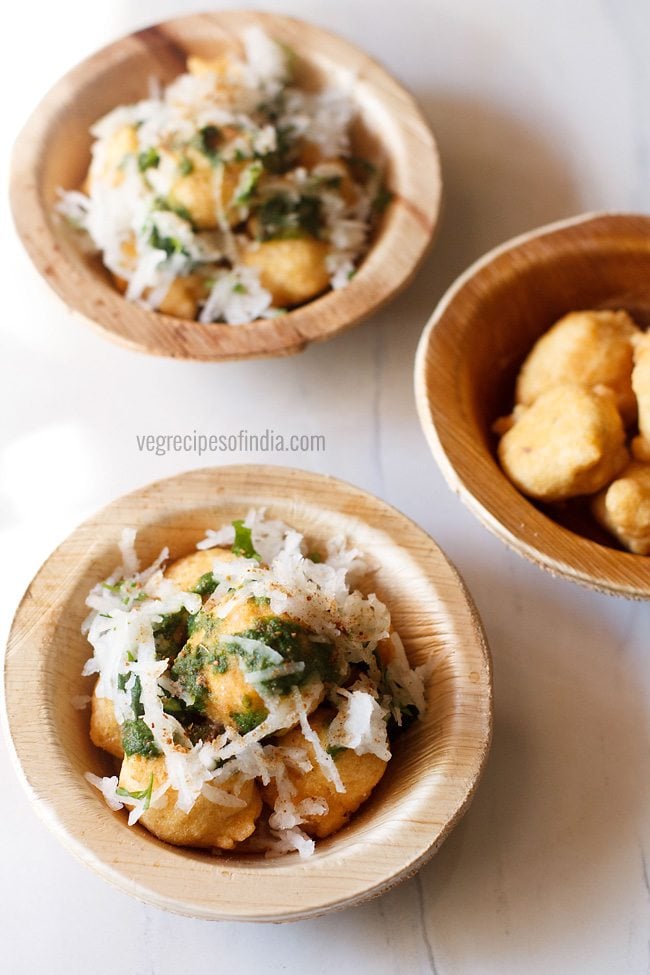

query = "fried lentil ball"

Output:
[[498, 384, 629, 502], [172, 595, 334, 733], [241, 237, 330, 307], [592, 461, 650, 554], [515, 310, 639, 425], [168, 147, 247, 230], [119, 753, 261, 849], [262, 708, 387, 838], [90, 686, 123, 759]]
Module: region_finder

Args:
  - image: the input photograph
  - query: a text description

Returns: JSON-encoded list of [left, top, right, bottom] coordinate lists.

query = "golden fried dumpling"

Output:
[[592, 461, 650, 554], [173, 597, 272, 731], [498, 384, 629, 502], [262, 708, 387, 839], [90, 686, 123, 759], [172, 596, 333, 733], [631, 332, 650, 462], [515, 310, 639, 424], [168, 148, 247, 230], [119, 754, 261, 849], [158, 274, 208, 321], [241, 238, 330, 307]]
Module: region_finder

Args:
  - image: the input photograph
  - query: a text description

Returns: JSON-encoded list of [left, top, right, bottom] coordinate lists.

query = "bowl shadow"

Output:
[[411, 561, 650, 962]]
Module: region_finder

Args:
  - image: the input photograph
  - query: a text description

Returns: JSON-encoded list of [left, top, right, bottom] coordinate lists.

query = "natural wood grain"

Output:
[[9, 11, 441, 362], [415, 211, 650, 599], [4, 466, 491, 922]]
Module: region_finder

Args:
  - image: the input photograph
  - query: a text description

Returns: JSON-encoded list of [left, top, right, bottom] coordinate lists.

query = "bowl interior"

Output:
[[5, 466, 491, 920], [12, 12, 440, 360], [417, 212, 650, 596]]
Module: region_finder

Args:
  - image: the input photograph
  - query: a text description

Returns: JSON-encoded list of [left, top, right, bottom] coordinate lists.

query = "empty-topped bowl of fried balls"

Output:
[[415, 211, 650, 598], [4, 466, 492, 921], [10, 11, 441, 361]]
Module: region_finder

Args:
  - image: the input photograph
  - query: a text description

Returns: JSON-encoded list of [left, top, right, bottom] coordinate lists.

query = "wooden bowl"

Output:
[[9, 11, 441, 362], [415, 211, 650, 598], [4, 465, 491, 921]]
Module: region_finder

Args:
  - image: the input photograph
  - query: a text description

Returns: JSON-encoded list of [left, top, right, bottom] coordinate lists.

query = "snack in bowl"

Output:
[[493, 307, 650, 553], [57, 26, 390, 325], [83, 509, 426, 858]]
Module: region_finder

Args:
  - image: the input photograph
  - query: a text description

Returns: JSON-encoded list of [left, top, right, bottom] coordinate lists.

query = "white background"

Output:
[[2, 1, 650, 972]]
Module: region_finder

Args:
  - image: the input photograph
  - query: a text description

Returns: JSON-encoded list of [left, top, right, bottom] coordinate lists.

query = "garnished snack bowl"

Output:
[[415, 212, 650, 598], [3, 466, 491, 921], [9, 11, 441, 361]]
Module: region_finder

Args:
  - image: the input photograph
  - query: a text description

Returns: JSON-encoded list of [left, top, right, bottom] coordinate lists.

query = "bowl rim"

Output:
[[9, 10, 442, 362], [2, 464, 492, 921], [414, 209, 650, 599]]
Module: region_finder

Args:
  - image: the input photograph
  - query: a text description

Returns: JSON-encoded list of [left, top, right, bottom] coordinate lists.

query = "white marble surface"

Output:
[[2, 0, 650, 971]]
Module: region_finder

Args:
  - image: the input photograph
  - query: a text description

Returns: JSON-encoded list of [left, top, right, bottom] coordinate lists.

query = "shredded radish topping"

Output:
[[83, 508, 427, 856]]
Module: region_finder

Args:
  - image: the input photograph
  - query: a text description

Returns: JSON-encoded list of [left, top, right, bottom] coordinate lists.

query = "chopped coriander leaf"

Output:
[[121, 719, 161, 758], [153, 610, 189, 659], [191, 572, 217, 597], [195, 124, 221, 161], [186, 612, 201, 637], [102, 580, 125, 592], [161, 695, 184, 714], [254, 191, 323, 242], [178, 156, 194, 176], [152, 196, 194, 227], [232, 282, 247, 294], [138, 148, 160, 172], [326, 745, 346, 759], [258, 123, 295, 173], [171, 203, 193, 224], [234, 160, 264, 205], [117, 672, 144, 716], [232, 520, 261, 560], [230, 699, 268, 734], [170, 636, 224, 712], [153, 196, 195, 230], [116, 773, 155, 810], [149, 225, 189, 259]]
